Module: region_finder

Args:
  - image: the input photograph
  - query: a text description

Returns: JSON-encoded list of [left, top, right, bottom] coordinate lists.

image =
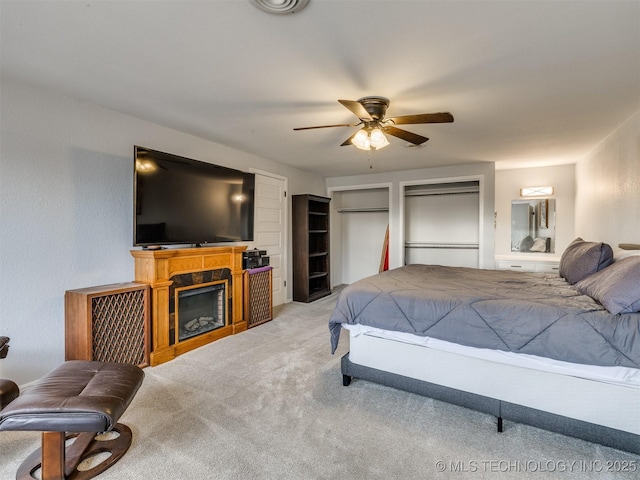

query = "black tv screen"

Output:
[[134, 146, 255, 246]]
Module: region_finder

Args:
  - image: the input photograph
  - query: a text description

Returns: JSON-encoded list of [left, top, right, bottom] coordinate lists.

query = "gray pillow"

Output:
[[575, 256, 640, 314], [559, 237, 613, 284]]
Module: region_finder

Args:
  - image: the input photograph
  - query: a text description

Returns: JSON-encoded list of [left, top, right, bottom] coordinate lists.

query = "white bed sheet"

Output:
[[343, 324, 640, 388]]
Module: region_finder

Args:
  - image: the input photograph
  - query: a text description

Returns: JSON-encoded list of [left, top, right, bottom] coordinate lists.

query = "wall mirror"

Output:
[[511, 198, 555, 253]]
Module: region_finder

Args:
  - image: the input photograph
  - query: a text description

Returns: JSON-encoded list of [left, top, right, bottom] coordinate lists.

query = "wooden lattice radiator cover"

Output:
[[65, 283, 150, 367], [244, 267, 273, 328], [91, 289, 147, 364]]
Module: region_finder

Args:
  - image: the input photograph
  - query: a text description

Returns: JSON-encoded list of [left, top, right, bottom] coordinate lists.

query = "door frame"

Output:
[[327, 182, 392, 287]]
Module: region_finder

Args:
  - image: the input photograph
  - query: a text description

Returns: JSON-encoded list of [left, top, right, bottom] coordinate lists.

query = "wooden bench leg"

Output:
[[42, 431, 66, 480]]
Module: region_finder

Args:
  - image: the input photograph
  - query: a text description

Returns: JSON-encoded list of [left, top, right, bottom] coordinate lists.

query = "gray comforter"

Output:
[[329, 264, 640, 368]]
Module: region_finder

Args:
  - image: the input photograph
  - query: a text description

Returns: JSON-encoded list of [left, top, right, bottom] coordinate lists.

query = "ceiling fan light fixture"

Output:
[[370, 128, 389, 149], [352, 129, 371, 150]]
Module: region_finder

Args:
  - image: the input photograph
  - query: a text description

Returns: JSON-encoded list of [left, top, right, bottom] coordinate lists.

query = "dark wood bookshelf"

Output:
[[292, 194, 331, 302]]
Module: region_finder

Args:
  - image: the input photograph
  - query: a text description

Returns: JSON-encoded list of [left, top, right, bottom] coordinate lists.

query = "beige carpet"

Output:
[[1, 289, 639, 479]]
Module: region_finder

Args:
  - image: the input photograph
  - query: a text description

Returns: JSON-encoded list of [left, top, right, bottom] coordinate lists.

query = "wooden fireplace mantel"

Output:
[[131, 246, 247, 366]]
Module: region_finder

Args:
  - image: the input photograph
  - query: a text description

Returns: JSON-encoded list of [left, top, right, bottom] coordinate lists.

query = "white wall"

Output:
[[0, 78, 325, 385], [495, 164, 575, 256], [326, 162, 496, 276], [575, 112, 640, 247]]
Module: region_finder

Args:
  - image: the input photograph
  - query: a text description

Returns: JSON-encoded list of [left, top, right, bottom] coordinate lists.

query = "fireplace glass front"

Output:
[[177, 282, 226, 342]]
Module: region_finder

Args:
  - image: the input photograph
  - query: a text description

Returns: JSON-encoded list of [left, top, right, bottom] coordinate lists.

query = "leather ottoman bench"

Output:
[[0, 360, 144, 480], [0, 337, 19, 410]]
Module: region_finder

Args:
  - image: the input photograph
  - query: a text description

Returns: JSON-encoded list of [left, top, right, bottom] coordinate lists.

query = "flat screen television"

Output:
[[134, 146, 255, 246]]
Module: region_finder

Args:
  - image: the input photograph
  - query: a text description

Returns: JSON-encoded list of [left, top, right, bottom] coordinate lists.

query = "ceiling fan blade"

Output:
[[382, 125, 429, 145], [338, 99, 374, 121], [293, 123, 358, 131], [387, 112, 454, 125], [340, 131, 359, 146]]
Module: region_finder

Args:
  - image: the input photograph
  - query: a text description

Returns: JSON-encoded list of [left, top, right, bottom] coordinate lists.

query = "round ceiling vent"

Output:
[[250, 0, 309, 14]]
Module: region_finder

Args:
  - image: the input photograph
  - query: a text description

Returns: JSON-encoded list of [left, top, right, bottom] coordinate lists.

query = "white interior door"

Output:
[[253, 173, 286, 306]]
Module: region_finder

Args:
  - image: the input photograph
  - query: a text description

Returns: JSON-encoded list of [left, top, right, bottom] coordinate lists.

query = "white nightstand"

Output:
[[495, 255, 560, 273]]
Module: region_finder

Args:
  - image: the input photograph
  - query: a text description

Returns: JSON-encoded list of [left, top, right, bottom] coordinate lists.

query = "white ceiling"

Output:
[[1, 0, 638, 177]]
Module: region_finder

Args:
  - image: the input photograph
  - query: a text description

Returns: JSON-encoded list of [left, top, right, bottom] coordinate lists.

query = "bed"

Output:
[[329, 239, 640, 455]]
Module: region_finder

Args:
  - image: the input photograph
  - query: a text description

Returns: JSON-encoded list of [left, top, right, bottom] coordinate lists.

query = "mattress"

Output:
[[329, 264, 640, 368], [344, 324, 640, 388]]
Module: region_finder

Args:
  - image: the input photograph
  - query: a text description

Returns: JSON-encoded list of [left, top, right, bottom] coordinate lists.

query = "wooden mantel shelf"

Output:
[[131, 246, 247, 366]]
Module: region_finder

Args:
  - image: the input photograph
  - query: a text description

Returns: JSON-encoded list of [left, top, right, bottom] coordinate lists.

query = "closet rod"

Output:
[[404, 242, 479, 250], [404, 188, 479, 197], [336, 207, 389, 213]]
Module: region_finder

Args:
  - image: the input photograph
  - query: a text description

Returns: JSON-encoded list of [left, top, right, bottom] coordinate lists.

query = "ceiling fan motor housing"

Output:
[[358, 96, 390, 121]]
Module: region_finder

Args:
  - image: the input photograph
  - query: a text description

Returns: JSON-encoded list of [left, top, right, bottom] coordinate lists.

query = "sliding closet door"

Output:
[[340, 210, 388, 283], [404, 182, 479, 268]]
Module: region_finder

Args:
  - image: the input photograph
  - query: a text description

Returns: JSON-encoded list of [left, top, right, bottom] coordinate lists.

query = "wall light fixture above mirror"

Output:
[[520, 186, 554, 197]]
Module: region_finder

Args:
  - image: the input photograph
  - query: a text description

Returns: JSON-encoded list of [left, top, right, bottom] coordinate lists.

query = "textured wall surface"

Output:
[[575, 112, 640, 248]]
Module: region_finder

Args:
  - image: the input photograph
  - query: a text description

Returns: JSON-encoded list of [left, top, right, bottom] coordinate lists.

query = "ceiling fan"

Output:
[[293, 96, 454, 151]]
